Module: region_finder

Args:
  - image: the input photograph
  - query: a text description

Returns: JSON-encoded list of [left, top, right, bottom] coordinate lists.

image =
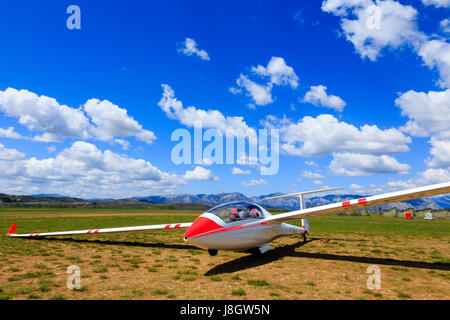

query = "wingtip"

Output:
[[6, 223, 17, 236]]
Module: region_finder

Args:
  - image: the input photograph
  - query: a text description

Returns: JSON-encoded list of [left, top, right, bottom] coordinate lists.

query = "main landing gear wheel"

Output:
[[208, 249, 218, 256]]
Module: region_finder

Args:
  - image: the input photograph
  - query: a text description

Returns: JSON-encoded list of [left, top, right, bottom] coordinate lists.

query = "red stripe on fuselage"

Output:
[[186, 219, 267, 240], [342, 201, 351, 207]]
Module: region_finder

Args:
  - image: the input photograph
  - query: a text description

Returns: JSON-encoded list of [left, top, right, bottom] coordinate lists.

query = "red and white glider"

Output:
[[6, 182, 450, 256]]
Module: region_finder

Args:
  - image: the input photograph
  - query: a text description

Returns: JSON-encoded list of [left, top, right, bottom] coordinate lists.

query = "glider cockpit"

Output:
[[206, 202, 267, 223]]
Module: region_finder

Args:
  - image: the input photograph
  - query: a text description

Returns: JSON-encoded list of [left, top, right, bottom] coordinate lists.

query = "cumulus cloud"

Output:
[[305, 160, 318, 167], [0, 143, 25, 161], [158, 84, 257, 142], [251, 57, 299, 88], [177, 38, 210, 61], [263, 114, 411, 157], [235, 75, 274, 106], [241, 178, 269, 186], [0, 141, 185, 198], [322, 0, 425, 61], [0, 126, 24, 139], [302, 85, 346, 111], [0, 88, 91, 142], [184, 166, 218, 181], [422, 0, 450, 8], [329, 152, 410, 176], [301, 170, 324, 179], [417, 39, 450, 88], [0, 88, 156, 146], [233, 57, 298, 106], [322, 1, 450, 87], [232, 167, 252, 175], [356, 167, 450, 195], [396, 88, 450, 139], [84, 98, 156, 144], [441, 18, 450, 34], [426, 138, 450, 169]]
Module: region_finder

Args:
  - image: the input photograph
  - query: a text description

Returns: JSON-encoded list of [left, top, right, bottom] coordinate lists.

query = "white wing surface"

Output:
[[267, 182, 450, 223], [6, 222, 192, 238]]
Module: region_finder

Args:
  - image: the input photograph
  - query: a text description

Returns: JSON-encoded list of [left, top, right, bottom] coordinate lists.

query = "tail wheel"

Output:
[[208, 249, 218, 256], [303, 234, 307, 242]]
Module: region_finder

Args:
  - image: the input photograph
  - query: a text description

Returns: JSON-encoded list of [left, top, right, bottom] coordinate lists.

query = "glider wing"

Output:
[[266, 181, 450, 223], [6, 222, 192, 238]]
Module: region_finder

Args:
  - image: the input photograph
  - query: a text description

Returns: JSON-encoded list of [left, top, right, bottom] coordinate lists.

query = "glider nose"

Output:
[[183, 216, 223, 241]]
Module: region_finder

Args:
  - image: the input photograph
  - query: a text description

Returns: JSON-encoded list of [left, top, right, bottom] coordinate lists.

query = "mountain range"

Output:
[[134, 192, 450, 211]]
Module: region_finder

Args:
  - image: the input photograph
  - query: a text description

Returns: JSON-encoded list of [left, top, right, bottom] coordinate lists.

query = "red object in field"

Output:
[[404, 212, 413, 219]]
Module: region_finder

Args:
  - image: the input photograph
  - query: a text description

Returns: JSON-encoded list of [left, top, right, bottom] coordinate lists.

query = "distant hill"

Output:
[[1, 191, 449, 210]]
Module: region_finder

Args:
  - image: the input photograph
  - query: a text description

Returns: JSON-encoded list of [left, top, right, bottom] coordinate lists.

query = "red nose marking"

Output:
[[184, 217, 223, 239]]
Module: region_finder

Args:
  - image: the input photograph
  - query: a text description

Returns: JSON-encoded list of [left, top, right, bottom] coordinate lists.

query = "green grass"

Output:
[[0, 208, 448, 300], [152, 289, 168, 295], [247, 279, 270, 287], [232, 289, 246, 296]]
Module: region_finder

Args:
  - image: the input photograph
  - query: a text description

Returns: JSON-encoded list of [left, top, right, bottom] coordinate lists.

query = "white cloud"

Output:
[[301, 170, 324, 179], [235, 74, 274, 106], [0, 88, 91, 142], [233, 57, 298, 106], [329, 152, 410, 176], [251, 57, 299, 88], [322, 0, 425, 61], [418, 168, 450, 184], [241, 178, 269, 186], [422, 0, 450, 8], [264, 114, 411, 157], [417, 39, 450, 88], [0, 141, 184, 198], [313, 180, 323, 185], [322, 1, 450, 87], [441, 18, 450, 33], [302, 85, 346, 111], [305, 160, 318, 167], [232, 167, 251, 175], [84, 98, 156, 144], [321, 0, 371, 16], [0, 126, 24, 139], [0, 143, 25, 161], [396, 88, 450, 139], [114, 139, 130, 150], [0, 88, 156, 145], [229, 87, 242, 95], [158, 84, 257, 142], [426, 137, 450, 169], [184, 166, 218, 181], [46, 145, 56, 154], [178, 38, 210, 61]]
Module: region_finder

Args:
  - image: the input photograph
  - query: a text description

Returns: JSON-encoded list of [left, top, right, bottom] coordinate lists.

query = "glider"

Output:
[[6, 181, 450, 256]]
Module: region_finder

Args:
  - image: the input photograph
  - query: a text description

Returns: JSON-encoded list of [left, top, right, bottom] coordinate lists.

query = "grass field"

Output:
[[0, 207, 448, 300]]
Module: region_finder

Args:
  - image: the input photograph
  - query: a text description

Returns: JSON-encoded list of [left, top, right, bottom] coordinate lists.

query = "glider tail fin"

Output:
[[6, 223, 17, 236]]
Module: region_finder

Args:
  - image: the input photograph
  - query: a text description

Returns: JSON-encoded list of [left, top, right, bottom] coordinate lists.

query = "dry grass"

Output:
[[0, 208, 448, 300]]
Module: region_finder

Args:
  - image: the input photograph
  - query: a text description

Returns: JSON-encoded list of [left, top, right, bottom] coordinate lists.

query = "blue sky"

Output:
[[0, 0, 449, 198]]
